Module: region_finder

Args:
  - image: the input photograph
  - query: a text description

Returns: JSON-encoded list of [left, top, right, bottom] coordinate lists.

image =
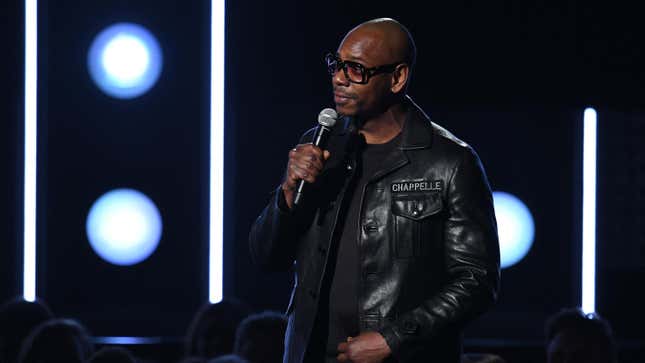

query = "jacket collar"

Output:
[[399, 95, 433, 150], [338, 95, 433, 150]]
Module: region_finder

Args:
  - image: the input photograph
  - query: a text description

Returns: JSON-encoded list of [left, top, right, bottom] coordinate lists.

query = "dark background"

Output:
[[2, 0, 644, 358]]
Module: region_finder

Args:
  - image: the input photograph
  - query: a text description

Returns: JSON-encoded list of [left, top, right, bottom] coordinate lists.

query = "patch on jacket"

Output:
[[391, 180, 443, 193]]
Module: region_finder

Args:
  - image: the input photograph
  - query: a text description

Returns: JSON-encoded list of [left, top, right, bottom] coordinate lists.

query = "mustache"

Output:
[[333, 89, 357, 99]]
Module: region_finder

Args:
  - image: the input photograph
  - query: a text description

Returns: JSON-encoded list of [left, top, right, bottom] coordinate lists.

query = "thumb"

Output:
[[323, 150, 331, 160]]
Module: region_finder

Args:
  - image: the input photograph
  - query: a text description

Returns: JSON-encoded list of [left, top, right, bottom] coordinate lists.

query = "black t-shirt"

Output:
[[320, 132, 403, 358]]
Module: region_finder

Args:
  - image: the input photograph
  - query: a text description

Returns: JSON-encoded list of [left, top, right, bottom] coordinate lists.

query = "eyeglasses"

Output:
[[325, 53, 402, 85]]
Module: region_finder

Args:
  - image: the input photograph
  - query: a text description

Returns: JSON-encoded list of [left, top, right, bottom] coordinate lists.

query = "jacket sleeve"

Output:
[[378, 146, 500, 359], [248, 185, 301, 271], [248, 128, 318, 272]]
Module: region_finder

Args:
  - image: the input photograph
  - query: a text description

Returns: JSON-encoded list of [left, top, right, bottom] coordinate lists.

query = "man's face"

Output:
[[331, 29, 395, 119]]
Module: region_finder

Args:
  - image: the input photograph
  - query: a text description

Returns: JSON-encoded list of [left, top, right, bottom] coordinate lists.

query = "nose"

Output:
[[332, 65, 349, 87]]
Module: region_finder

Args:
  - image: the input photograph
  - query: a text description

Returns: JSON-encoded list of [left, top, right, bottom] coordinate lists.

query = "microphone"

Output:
[[293, 108, 338, 208]]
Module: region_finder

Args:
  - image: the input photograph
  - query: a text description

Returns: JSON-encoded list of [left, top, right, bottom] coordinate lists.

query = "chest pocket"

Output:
[[391, 193, 443, 258]]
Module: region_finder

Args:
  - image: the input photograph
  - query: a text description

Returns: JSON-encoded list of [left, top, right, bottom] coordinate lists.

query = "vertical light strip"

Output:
[[582, 107, 597, 314], [23, 0, 38, 302], [209, 0, 225, 303]]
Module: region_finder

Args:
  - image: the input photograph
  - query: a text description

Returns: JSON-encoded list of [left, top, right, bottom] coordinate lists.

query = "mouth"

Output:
[[333, 91, 355, 104]]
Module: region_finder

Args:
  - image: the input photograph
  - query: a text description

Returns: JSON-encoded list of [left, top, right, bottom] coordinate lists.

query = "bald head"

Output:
[[343, 18, 416, 71], [332, 18, 416, 118]]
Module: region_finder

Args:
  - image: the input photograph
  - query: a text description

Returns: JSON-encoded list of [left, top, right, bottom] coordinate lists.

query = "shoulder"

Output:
[[429, 122, 489, 186], [405, 97, 488, 179], [404, 96, 476, 160], [412, 119, 488, 183], [431, 121, 468, 149], [428, 120, 481, 163]]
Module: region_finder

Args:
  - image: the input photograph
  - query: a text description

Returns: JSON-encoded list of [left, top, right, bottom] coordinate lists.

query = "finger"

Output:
[[337, 353, 348, 362], [289, 164, 315, 183], [293, 159, 323, 173], [287, 164, 303, 180], [323, 150, 331, 160], [288, 147, 298, 159], [292, 148, 324, 168], [301, 144, 324, 159]]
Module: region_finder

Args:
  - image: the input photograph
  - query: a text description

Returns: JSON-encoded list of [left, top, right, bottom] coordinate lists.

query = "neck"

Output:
[[359, 101, 406, 144]]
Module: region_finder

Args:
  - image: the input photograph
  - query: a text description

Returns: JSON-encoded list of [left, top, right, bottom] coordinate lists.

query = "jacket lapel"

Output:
[[368, 148, 409, 183], [367, 96, 434, 182]]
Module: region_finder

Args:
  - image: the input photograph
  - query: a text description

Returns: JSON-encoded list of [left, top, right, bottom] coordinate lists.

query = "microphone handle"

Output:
[[293, 124, 332, 208]]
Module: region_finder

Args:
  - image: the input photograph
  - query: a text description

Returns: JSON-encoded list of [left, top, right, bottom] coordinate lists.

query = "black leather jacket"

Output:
[[249, 97, 500, 363]]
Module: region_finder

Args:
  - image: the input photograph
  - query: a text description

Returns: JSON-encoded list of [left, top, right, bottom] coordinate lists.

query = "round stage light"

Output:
[[86, 189, 162, 266], [88, 23, 163, 99], [492, 191, 535, 269]]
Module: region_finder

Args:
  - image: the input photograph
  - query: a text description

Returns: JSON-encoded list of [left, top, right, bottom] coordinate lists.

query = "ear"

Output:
[[390, 63, 410, 94]]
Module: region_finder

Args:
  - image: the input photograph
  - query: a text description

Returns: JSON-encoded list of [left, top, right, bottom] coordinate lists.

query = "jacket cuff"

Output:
[[274, 185, 293, 214], [377, 325, 403, 359]]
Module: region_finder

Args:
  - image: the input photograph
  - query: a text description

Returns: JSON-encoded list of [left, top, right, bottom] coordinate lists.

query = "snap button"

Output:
[[365, 272, 378, 281], [363, 222, 378, 233], [411, 210, 419, 217], [403, 320, 418, 333], [317, 245, 327, 255]]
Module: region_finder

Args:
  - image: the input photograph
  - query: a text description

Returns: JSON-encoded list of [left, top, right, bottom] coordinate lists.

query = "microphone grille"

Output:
[[318, 108, 338, 127]]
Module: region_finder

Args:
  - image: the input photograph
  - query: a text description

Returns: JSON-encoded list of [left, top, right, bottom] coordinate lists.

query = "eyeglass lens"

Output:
[[326, 55, 365, 83]]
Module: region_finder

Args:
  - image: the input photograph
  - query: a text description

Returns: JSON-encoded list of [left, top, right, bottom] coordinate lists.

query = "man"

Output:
[[249, 18, 500, 363]]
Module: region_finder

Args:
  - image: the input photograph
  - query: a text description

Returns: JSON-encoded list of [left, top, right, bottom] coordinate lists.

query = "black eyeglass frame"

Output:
[[325, 52, 404, 85]]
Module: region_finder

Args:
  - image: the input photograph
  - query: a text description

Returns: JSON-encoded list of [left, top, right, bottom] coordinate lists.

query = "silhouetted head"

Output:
[[88, 346, 138, 363], [461, 353, 507, 363], [0, 296, 54, 363], [545, 308, 616, 363], [185, 299, 252, 360], [17, 318, 94, 363], [177, 357, 205, 363], [233, 311, 287, 363], [331, 18, 416, 119], [207, 354, 249, 363]]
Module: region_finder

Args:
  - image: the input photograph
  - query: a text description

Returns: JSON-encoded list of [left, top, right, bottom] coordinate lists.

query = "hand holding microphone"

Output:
[[282, 108, 338, 209]]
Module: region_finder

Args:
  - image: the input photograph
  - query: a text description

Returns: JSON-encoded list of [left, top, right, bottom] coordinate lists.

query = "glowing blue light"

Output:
[[493, 191, 535, 269], [582, 107, 597, 314], [88, 23, 163, 99], [209, 0, 226, 303], [86, 189, 162, 266], [23, 0, 38, 302], [94, 336, 162, 345]]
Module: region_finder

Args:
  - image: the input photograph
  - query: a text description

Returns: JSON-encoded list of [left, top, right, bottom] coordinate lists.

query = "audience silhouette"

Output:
[[16, 318, 94, 363], [461, 353, 507, 363], [207, 354, 250, 363], [183, 298, 252, 362], [0, 296, 54, 363], [233, 311, 286, 363], [10, 296, 621, 363], [545, 307, 616, 363], [88, 346, 138, 363], [176, 357, 205, 363]]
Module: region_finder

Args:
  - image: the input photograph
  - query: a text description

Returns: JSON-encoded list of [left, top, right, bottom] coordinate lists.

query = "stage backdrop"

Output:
[[2, 0, 644, 346], [36, 0, 211, 337]]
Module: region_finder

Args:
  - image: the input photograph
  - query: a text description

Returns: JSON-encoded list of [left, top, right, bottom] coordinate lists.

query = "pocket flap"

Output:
[[391, 193, 443, 221]]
